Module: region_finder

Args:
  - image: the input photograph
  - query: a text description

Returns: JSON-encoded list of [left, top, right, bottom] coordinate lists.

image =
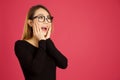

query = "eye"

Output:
[[48, 16, 51, 19], [47, 16, 53, 20], [38, 15, 44, 19]]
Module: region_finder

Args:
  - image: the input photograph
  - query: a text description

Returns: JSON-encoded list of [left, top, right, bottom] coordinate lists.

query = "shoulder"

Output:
[[14, 40, 29, 57], [14, 40, 27, 48], [14, 40, 29, 53], [15, 40, 24, 45]]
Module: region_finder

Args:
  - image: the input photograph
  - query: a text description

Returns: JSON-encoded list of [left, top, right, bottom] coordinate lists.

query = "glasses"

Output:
[[32, 14, 53, 23]]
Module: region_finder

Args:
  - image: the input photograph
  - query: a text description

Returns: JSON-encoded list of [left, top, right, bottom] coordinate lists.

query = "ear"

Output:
[[27, 19, 33, 27]]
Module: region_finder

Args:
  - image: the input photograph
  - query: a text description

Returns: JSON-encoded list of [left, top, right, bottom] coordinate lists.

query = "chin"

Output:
[[43, 32, 47, 37]]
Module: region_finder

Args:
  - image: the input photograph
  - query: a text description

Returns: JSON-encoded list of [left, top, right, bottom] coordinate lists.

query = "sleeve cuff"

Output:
[[38, 40, 46, 50]]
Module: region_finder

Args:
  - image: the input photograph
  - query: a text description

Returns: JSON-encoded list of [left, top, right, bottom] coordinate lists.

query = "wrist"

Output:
[[40, 38, 46, 40], [38, 37, 46, 41]]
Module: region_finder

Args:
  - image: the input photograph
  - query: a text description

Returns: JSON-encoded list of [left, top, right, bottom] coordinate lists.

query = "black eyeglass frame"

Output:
[[32, 15, 54, 23]]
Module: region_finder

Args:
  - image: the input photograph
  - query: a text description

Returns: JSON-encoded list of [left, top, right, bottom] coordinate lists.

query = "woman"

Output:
[[14, 4, 68, 80]]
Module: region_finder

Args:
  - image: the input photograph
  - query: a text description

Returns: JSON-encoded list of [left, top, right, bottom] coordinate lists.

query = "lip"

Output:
[[41, 26, 48, 32]]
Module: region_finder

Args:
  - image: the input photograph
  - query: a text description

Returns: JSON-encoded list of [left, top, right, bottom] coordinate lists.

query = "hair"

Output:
[[21, 4, 52, 40]]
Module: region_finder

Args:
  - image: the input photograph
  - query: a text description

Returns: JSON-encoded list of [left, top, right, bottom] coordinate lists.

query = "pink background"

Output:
[[0, 0, 120, 80]]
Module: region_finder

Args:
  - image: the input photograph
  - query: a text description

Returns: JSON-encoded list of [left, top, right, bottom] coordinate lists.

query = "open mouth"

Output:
[[41, 27, 47, 31]]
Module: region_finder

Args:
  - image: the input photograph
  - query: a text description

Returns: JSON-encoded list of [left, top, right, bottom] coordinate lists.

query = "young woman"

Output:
[[14, 4, 68, 80]]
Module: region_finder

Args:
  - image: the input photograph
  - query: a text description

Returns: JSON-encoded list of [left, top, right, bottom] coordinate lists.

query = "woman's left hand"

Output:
[[46, 26, 52, 39]]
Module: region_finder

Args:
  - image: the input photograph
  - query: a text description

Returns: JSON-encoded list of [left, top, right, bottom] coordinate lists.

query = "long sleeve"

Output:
[[14, 40, 47, 74], [46, 38, 68, 69]]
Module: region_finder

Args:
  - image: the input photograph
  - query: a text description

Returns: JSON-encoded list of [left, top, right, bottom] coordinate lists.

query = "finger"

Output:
[[48, 26, 52, 34], [36, 22, 43, 34], [51, 25, 53, 33], [34, 22, 40, 37], [50, 26, 52, 33], [35, 22, 39, 33], [46, 27, 51, 38], [33, 22, 36, 35]]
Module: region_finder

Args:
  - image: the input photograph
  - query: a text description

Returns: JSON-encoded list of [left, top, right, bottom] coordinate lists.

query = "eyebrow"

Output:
[[35, 14, 50, 17]]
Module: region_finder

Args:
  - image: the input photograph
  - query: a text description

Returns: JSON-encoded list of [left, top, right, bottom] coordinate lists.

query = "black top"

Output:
[[14, 38, 68, 80]]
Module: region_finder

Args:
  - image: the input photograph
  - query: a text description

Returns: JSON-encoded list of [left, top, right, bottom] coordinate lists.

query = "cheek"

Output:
[[37, 23, 43, 28], [33, 19, 38, 23]]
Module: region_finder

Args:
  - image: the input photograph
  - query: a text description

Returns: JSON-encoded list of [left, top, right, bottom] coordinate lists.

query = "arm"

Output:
[[14, 40, 47, 74], [46, 38, 68, 69]]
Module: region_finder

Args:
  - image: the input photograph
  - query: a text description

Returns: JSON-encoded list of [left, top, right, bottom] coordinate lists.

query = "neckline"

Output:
[[22, 40, 38, 48]]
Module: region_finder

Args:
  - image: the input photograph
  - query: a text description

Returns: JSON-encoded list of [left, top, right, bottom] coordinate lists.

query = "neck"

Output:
[[31, 36, 39, 42], [30, 36, 39, 47]]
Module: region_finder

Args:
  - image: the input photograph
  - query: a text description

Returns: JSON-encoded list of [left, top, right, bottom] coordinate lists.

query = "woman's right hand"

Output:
[[33, 22, 46, 40]]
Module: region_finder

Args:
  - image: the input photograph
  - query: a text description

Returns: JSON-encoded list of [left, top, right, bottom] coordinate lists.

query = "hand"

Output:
[[46, 26, 52, 39], [33, 22, 46, 40]]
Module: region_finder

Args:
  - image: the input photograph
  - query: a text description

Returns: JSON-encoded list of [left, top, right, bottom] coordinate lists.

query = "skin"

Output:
[[27, 8, 52, 47]]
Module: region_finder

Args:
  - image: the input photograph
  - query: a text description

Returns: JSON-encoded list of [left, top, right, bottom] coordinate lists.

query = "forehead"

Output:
[[34, 8, 49, 16]]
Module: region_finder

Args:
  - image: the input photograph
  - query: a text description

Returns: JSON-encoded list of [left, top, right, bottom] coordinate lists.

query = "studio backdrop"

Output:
[[0, 0, 120, 80]]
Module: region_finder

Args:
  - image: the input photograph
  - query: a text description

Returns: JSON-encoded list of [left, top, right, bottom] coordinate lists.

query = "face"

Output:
[[32, 8, 52, 36]]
